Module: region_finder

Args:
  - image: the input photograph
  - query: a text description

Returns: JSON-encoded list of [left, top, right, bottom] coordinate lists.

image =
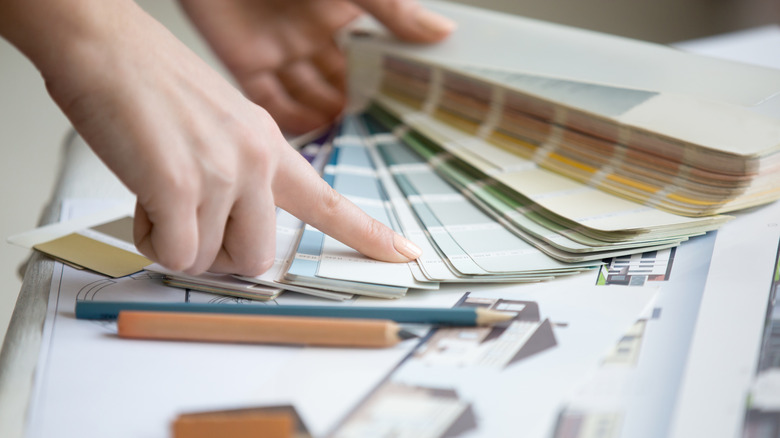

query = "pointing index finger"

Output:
[[274, 149, 421, 263]]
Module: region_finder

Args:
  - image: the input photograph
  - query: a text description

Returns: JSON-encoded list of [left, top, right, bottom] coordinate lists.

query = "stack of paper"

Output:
[[348, 1, 780, 219]]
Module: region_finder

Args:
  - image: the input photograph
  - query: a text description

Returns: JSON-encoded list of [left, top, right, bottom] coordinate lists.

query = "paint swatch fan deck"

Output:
[[348, 1, 780, 219]]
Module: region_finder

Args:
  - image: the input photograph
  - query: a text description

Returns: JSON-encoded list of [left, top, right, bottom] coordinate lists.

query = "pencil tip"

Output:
[[397, 329, 419, 341], [476, 308, 518, 325]]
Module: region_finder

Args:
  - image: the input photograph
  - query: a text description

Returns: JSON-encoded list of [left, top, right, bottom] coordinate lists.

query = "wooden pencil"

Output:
[[117, 311, 418, 348]]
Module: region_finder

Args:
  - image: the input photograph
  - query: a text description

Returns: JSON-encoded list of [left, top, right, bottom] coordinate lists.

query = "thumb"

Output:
[[352, 0, 456, 43]]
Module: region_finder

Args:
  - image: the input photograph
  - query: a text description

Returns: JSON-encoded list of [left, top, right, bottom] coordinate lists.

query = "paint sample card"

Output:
[[284, 120, 414, 297], [364, 111, 652, 270], [317, 128, 426, 288], [372, 94, 728, 238], [349, 30, 780, 216], [8, 204, 150, 278], [357, 113, 597, 281], [35, 229, 150, 278]]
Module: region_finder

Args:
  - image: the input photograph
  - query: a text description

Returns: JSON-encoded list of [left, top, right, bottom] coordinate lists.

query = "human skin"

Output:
[[0, 0, 454, 276], [179, 0, 456, 134]]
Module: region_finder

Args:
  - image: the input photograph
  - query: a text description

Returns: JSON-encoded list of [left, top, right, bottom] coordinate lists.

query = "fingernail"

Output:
[[394, 234, 423, 260], [414, 9, 457, 35]]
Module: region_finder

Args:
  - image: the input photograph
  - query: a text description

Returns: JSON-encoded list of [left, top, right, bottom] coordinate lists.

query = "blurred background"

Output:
[[455, 0, 779, 43], [1, 0, 778, 341]]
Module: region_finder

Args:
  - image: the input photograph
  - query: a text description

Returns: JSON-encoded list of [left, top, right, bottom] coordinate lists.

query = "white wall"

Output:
[[453, 0, 779, 43]]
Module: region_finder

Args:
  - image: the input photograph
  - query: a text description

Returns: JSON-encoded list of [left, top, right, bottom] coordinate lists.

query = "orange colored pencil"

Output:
[[117, 311, 418, 348]]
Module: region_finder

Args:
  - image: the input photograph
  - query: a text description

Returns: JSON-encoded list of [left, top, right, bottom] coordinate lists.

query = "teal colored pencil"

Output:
[[74, 301, 516, 326]]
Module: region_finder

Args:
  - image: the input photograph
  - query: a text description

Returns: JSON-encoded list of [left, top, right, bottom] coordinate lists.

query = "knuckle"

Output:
[[319, 185, 347, 219], [195, 142, 241, 190], [235, 115, 279, 168], [321, 63, 346, 87], [237, 254, 275, 277], [157, 249, 194, 273], [157, 167, 194, 198], [243, 141, 272, 169], [232, 47, 284, 80], [244, 78, 282, 109], [147, 169, 201, 212], [204, 161, 238, 190], [185, 254, 217, 276], [362, 216, 391, 243], [245, 84, 273, 108]]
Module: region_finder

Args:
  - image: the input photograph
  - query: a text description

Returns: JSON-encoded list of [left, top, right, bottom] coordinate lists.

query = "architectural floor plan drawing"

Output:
[[331, 230, 711, 437], [24, 198, 780, 438]]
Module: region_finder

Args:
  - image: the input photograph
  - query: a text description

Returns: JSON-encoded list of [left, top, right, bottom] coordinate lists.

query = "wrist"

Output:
[[0, 0, 143, 84]]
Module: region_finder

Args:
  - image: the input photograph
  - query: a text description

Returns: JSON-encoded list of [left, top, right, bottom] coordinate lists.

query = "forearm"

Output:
[[2, 0, 106, 71], [0, 0, 169, 99]]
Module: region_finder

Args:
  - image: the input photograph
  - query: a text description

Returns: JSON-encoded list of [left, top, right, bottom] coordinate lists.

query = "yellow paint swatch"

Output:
[[34, 233, 150, 278]]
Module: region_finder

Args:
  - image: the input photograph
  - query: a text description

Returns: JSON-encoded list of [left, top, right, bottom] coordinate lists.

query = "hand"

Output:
[[179, 0, 455, 134], [1, 0, 426, 276]]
